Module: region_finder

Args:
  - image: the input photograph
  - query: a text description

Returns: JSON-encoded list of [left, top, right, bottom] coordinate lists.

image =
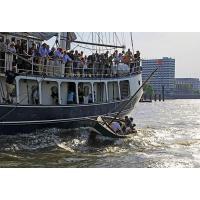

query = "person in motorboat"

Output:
[[124, 115, 131, 127], [122, 116, 136, 134], [111, 121, 123, 134], [129, 117, 136, 129]]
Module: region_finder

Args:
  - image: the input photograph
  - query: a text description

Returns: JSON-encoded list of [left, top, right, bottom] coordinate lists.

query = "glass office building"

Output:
[[142, 57, 175, 96]]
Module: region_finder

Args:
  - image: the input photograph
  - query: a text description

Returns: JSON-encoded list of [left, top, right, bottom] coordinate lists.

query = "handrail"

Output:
[[12, 52, 140, 66], [0, 50, 142, 78]]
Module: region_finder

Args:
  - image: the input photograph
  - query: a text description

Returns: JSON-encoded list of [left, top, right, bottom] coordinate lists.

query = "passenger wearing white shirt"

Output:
[[6, 42, 16, 71], [111, 121, 122, 134]]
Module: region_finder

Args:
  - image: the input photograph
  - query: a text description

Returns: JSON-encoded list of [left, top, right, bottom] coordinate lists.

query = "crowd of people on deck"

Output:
[[0, 38, 141, 104], [0, 38, 141, 77]]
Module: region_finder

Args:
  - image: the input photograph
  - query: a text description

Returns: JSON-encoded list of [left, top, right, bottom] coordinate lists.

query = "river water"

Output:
[[0, 99, 200, 168]]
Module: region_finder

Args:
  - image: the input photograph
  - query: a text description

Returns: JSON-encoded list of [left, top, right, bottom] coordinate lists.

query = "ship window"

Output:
[[93, 82, 107, 103], [120, 80, 130, 99], [51, 86, 58, 105], [107, 81, 120, 102], [78, 82, 92, 104], [67, 82, 76, 104], [41, 81, 59, 105]]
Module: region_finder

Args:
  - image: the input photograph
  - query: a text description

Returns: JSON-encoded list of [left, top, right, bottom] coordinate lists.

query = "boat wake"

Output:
[[0, 126, 189, 167], [0, 127, 153, 153]]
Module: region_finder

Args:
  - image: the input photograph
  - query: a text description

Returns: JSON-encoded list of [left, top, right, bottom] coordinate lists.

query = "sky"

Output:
[[47, 32, 200, 79], [132, 32, 200, 78]]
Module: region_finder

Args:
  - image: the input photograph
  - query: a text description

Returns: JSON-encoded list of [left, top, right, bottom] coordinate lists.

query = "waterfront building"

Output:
[[142, 57, 175, 96], [174, 78, 200, 95]]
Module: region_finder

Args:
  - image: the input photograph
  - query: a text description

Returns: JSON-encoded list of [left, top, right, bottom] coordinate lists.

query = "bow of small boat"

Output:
[[92, 116, 130, 139]]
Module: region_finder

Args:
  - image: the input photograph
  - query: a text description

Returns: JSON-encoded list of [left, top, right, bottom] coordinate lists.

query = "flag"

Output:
[[156, 59, 163, 65]]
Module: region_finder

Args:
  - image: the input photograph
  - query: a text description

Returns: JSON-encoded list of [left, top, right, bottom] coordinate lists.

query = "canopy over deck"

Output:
[[0, 32, 77, 42]]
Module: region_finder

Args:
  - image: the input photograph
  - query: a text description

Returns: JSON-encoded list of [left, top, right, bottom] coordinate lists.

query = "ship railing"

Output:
[[0, 51, 142, 78]]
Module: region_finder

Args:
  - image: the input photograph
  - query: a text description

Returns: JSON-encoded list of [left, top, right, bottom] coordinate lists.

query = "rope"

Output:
[[76, 32, 91, 50], [114, 32, 122, 47], [108, 67, 159, 125], [86, 33, 91, 43], [96, 33, 109, 51]]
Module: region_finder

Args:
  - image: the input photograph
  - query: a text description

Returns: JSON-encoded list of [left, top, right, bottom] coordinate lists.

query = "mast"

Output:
[[98, 32, 100, 53], [59, 32, 67, 49], [130, 32, 134, 55], [92, 32, 94, 52]]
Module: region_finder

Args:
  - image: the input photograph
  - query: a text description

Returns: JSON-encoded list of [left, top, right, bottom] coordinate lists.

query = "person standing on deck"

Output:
[[4, 39, 10, 71], [0, 38, 6, 73], [38, 43, 48, 74], [54, 48, 62, 76], [5, 66, 18, 103], [5, 42, 16, 71], [62, 51, 72, 77], [67, 90, 75, 104], [73, 50, 80, 76], [134, 50, 141, 73], [28, 43, 37, 57], [47, 47, 55, 76], [15, 40, 23, 72]]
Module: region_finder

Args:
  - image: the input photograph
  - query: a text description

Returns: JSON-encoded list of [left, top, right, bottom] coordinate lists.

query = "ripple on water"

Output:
[[0, 100, 200, 167]]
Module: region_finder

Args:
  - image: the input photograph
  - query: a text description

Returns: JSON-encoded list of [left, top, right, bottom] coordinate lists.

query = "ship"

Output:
[[0, 32, 143, 134]]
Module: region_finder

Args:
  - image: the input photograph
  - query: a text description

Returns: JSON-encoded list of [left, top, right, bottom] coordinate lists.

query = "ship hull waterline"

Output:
[[0, 94, 141, 134]]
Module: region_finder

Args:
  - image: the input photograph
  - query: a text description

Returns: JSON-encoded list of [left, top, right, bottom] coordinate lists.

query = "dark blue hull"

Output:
[[0, 97, 139, 134]]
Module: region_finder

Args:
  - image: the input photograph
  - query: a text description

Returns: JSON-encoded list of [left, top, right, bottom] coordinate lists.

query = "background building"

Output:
[[174, 78, 200, 95], [142, 57, 175, 97]]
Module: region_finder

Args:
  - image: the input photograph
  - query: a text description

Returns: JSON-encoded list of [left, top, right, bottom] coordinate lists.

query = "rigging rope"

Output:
[[105, 32, 108, 46], [96, 33, 109, 51], [121, 32, 125, 47], [86, 32, 91, 43], [108, 67, 159, 125], [115, 32, 122, 46], [76, 32, 93, 53]]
